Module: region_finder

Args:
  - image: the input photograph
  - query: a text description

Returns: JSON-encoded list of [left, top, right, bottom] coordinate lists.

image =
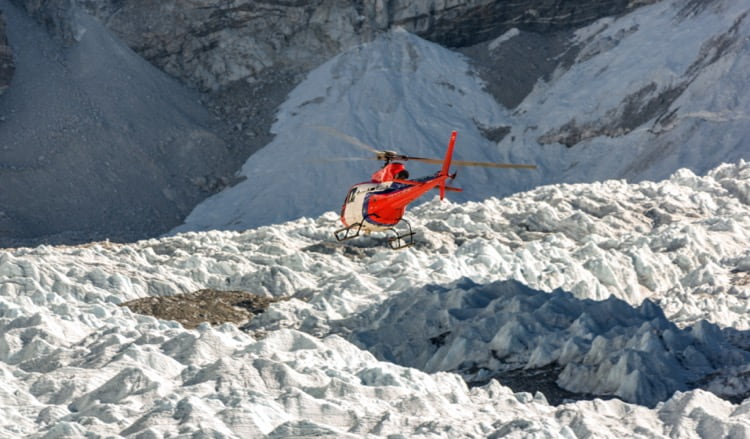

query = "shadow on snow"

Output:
[[333, 278, 750, 407]]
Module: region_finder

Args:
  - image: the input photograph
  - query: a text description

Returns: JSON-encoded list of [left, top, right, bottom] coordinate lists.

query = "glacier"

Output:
[[1, 162, 750, 436]]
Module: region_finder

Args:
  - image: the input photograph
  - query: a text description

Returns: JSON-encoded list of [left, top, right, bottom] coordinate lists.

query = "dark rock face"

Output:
[[70, 0, 658, 154], [9, 0, 80, 44], [76, 0, 368, 91], [0, 1, 246, 247], [0, 12, 13, 94], [393, 0, 647, 48], [459, 28, 577, 110], [71, 0, 657, 92]]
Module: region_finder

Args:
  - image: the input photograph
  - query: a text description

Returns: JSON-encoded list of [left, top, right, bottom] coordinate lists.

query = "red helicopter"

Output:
[[331, 130, 536, 249]]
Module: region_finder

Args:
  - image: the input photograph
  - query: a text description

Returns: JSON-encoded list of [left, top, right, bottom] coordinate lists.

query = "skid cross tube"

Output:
[[334, 221, 364, 242], [386, 219, 416, 250]]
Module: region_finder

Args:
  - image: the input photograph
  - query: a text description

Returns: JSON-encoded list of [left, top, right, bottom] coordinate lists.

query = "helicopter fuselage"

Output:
[[339, 172, 456, 232], [338, 131, 460, 236], [331, 130, 535, 248]]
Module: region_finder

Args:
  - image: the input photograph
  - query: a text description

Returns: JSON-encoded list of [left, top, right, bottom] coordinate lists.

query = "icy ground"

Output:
[[2, 162, 750, 437]]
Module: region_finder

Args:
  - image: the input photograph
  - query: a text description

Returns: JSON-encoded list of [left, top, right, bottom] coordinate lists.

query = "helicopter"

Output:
[[330, 129, 537, 249]]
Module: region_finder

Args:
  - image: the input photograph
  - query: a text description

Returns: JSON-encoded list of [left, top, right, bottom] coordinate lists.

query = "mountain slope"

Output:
[[174, 28, 515, 231], [509, 0, 750, 182], [0, 0, 240, 246], [174, 0, 750, 234]]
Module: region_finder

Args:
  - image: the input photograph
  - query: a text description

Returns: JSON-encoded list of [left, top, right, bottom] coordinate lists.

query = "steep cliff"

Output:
[[0, 12, 12, 94], [72, 0, 655, 91], [73, 0, 657, 158]]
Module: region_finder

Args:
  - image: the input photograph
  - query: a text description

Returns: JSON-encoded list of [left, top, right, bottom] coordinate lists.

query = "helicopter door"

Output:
[[341, 186, 363, 226], [341, 183, 375, 227]]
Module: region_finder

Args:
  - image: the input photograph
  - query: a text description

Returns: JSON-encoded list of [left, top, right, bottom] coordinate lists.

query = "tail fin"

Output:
[[439, 131, 457, 199]]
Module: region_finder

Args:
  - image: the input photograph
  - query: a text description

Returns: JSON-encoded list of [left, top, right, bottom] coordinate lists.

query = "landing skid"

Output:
[[333, 219, 416, 250], [334, 222, 364, 242], [386, 219, 415, 250]]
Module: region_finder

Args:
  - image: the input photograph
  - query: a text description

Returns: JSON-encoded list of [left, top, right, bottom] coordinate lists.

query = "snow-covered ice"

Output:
[[2, 162, 750, 436]]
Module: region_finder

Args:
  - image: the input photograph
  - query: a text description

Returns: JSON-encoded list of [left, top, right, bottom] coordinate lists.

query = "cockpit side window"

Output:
[[347, 187, 358, 203]]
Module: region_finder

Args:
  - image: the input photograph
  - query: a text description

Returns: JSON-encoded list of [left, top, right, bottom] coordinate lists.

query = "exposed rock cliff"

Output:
[[73, 0, 656, 92], [9, 0, 79, 44], [73, 0, 657, 157], [7, 0, 658, 147], [0, 12, 12, 94]]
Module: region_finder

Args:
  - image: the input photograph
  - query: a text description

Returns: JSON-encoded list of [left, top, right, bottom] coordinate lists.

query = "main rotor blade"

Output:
[[309, 157, 378, 164], [312, 125, 537, 169], [452, 160, 537, 169], [312, 125, 380, 154], [404, 156, 536, 169], [402, 156, 443, 165]]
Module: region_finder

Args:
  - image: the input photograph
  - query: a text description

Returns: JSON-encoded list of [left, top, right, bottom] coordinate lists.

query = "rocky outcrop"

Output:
[[537, 9, 749, 147], [74, 0, 658, 92], [72, 0, 659, 159], [0, 12, 13, 94], [9, 0, 81, 44], [537, 82, 689, 147], [390, 0, 656, 47], [76, 0, 368, 91]]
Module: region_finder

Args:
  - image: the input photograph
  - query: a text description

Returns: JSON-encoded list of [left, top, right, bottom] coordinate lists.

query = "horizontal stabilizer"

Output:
[[434, 185, 462, 193]]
